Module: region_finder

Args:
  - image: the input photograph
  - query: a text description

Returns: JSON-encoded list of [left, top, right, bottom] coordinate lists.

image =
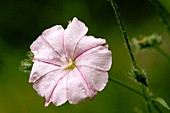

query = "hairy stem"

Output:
[[109, 77, 143, 96], [148, 0, 170, 36], [108, 0, 137, 68]]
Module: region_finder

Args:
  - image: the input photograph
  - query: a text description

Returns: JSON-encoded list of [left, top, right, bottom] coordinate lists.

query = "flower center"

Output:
[[60, 56, 76, 70]]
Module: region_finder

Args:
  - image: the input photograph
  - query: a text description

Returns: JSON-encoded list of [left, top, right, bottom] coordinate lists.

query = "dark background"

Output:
[[0, 0, 170, 113]]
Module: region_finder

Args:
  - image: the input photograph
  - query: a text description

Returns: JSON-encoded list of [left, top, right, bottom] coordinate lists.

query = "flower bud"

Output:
[[129, 67, 148, 87], [26, 51, 34, 59], [132, 34, 162, 51], [19, 51, 33, 73]]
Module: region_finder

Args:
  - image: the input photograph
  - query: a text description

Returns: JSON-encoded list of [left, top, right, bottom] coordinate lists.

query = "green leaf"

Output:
[[153, 97, 170, 111]]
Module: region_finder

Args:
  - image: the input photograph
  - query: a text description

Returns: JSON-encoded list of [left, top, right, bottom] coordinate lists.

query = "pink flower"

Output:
[[29, 17, 112, 107]]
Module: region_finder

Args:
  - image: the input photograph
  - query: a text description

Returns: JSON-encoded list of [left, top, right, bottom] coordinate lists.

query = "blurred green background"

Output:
[[0, 0, 170, 113]]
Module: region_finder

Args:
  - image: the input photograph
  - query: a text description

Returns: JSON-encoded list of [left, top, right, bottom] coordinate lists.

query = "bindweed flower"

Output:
[[132, 34, 162, 52], [29, 17, 112, 107]]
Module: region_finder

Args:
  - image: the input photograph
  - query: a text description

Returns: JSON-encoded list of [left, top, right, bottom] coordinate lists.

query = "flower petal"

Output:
[[30, 36, 62, 65], [50, 75, 68, 106], [41, 25, 65, 56], [64, 17, 88, 58], [76, 46, 112, 71], [29, 61, 59, 83], [33, 69, 69, 106], [73, 36, 106, 59], [67, 68, 92, 104], [76, 66, 108, 92]]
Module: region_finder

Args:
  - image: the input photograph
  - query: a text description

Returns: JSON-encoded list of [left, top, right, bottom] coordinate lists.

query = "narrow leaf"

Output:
[[153, 97, 170, 111]]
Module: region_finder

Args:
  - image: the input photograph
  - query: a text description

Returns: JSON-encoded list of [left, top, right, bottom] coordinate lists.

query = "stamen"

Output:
[[60, 56, 75, 70]]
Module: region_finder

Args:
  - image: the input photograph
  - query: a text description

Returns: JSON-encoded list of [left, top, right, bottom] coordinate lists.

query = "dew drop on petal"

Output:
[[42, 45, 45, 49], [91, 76, 94, 79], [50, 72, 54, 75], [51, 80, 55, 84], [82, 89, 85, 93], [49, 55, 54, 59], [79, 87, 82, 90], [33, 73, 38, 77], [42, 78, 46, 81], [96, 66, 100, 69], [78, 21, 82, 24], [41, 85, 45, 89], [54, 48, 57, 51]]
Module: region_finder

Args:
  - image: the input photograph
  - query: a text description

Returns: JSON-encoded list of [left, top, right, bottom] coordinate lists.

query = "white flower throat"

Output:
[[60, 56, 75, 70]]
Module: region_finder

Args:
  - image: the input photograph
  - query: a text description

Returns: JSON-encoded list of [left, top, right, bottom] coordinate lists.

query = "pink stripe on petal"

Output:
[[76, 66, 108, 92], [73, 36, 106, 59], [33, 58, 62, 67], [66, 69, 92, 104], [45, 72, 68, 106], [33, 69, 69, 106], [76, 46, 112, 71], [30, 36, 61, 62], [50, 74, 68, 106], [76, 67, 95, 99], [64, 17, 88, 59], [29, 61, 60, 83], [42, 25, 65, 56]]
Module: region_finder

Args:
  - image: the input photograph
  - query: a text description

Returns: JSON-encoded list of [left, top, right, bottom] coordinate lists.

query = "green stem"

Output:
[[109, 77, 143, 96], [152, 102, 162, 113], [155, 46, 170, 65], [148, 0, 170, 36], [146, 102, 152, 113], [141, 86, 148, 101], [141, 86, 152, 113], [108, 0, 137, 68]]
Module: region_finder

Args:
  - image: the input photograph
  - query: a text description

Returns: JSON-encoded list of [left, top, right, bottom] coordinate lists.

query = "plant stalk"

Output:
[[108, 0, 137, 68], [109, 77, 143, 96]]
